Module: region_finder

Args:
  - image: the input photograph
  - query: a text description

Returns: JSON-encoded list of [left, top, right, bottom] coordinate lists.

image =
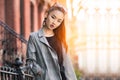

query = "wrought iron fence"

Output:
[[0, 20, 34, 80], [0, 20, 27, 66], [0, 65, 34, 80]]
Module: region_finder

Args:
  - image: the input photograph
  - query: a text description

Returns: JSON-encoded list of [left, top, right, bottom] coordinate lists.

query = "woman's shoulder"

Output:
[[30, 31, 38, 36], [30, 28, 42, 36], [28, 32, 37, 40]]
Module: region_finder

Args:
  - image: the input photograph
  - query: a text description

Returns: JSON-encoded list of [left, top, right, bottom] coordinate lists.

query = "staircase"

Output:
[[0, 20, 27, 66], [0, 20, 35, 80]]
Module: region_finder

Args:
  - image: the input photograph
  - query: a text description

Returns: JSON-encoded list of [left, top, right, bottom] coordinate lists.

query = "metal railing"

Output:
[[0, 20, 27, 66], [0, 20, 34, 80], [0, 65, 34, 80]]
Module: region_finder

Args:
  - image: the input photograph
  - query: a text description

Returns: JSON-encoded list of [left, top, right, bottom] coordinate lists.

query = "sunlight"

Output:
[[66, 0, 120, 75]]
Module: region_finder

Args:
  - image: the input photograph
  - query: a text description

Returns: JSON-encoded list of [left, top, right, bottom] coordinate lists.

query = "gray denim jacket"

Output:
[[26, 28, 77, 80]]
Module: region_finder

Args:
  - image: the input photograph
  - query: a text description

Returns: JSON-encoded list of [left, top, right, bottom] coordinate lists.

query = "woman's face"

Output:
[[46, 10, 64, 30]]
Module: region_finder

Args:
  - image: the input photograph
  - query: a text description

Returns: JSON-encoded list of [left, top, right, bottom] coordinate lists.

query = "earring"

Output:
[[43, 18, 47, 26]]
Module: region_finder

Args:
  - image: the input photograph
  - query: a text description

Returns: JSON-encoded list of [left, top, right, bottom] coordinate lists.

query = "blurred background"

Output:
[[1, 0, 120, 80]]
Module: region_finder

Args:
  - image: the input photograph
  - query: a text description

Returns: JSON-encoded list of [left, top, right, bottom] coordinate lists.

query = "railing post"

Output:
[[14, 58, 25, 80]]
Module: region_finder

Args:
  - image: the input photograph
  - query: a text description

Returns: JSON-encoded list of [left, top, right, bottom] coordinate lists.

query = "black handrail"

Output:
[[0, 20, 28, 67], [0, 20, 27, 44], [0, 20, 34, 80]]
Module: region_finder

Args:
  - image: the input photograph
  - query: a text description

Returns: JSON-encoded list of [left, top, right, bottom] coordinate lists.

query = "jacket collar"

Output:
[[38, 27, 51, 48], [38, 27, 44, 37]]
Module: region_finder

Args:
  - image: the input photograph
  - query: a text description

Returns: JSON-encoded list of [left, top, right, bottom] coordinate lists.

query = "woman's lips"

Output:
[[50, 24, 54, 28]]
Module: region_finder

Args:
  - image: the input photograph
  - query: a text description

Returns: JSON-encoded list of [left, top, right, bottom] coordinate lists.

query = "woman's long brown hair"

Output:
[[54, 20, 68, 52], [48, 3, 68, 52]]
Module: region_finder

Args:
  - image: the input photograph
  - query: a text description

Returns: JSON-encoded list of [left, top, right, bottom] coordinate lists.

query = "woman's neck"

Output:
[[43, 26, 54, 37]]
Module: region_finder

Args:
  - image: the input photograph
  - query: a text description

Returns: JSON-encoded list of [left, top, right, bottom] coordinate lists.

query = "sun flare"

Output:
[[66, 0, 120, 75]]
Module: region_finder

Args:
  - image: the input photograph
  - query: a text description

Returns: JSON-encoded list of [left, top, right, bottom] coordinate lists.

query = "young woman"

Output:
[[26, 2, 77, 80]]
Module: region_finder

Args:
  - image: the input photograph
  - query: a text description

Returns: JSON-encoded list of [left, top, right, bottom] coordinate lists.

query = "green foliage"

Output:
[[75, 68, 82, 80]]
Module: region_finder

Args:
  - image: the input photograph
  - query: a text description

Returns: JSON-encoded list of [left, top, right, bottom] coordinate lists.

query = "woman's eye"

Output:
[[51, 16, 55, 19], [58, 20, 61, 23]]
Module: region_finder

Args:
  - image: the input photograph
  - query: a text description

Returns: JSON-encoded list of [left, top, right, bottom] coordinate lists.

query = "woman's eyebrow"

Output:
[[52, 15, 56, 17]]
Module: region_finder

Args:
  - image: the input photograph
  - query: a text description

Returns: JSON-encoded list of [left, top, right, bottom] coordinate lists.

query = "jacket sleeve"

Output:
[[63, 49, 77, 80], [26, 34, 44, 75]]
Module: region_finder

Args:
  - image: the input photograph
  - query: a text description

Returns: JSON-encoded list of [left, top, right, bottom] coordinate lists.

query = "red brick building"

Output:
[[0, 0, 56, 40], [0, 0, 66, 65], [0, 0, 54, 66]]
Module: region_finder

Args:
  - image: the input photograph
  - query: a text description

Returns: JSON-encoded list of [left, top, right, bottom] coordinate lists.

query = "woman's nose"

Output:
[[52, 20, 56, 25]]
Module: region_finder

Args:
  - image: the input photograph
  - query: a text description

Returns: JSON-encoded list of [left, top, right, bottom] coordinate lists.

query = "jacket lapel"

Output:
[[37, 28, 52, 48], [37, 28, 60, 69]]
